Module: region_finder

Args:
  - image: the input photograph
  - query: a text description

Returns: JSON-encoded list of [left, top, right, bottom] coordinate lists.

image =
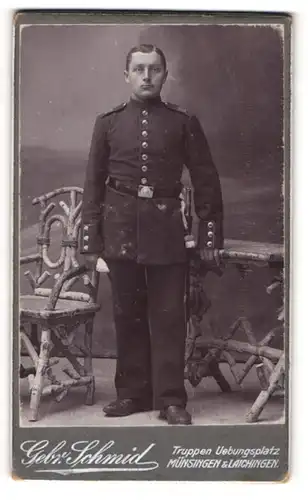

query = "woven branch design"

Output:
[[185, 259, 284, 423], [22, 188, 97, 300]]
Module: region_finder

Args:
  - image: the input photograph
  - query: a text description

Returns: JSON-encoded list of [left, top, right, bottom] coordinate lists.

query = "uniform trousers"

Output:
[[106, 260, 187, 410]]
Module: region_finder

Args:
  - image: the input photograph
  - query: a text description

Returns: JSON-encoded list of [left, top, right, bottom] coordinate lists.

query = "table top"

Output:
[[220, 239, 284, 263]]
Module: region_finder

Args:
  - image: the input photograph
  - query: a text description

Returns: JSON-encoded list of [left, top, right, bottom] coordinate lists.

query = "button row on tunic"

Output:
[[141, 110, 149, 184]]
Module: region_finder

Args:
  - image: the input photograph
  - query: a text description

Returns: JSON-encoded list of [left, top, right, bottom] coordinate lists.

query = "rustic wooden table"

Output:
[[185, 238, 285, 423]]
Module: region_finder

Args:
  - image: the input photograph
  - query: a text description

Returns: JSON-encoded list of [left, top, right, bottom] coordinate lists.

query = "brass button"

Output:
[[142, 131, 148, 138], [207, 231, 213, 238], [141, 178, 147, 185], [142, 110, 148, 116], [141, 165, 148, 172], [208, 221, 214, 228], [142, 142, 148, 149], [142, 154, 148, 161], [207, 241, 213, 248], [84, 235, 89, 241], [142, 119, 148, 126], [84, 245, 89, 250], [84, 225, 89, 231]]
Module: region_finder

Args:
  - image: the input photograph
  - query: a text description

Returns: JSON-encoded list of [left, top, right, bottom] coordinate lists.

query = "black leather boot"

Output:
[[103, 398, 153, 417], [159, 406, 192, 425]]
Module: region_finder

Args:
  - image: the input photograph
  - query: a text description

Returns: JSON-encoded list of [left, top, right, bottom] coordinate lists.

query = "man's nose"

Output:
[[143, 68, 151, 81]]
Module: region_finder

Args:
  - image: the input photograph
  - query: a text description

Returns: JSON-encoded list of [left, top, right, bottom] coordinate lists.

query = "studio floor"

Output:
[[19, 358, 285, 427]]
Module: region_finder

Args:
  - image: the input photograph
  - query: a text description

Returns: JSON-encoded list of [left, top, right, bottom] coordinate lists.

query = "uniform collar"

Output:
[[128, 96, 163, 109]]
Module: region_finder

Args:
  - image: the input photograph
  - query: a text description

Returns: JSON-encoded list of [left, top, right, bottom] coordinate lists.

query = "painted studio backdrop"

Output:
[[19, 24, 284, 356]]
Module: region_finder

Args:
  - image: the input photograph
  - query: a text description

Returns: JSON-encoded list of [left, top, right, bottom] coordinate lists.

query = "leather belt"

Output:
[[108, 177, 182, 199]]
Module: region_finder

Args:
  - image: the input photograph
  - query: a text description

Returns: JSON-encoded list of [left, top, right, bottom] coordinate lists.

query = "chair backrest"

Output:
[[21, 187, 99, 304]]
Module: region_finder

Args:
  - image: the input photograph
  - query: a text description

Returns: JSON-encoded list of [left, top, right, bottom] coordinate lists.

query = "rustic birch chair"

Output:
[[20, 187, 100, 422]]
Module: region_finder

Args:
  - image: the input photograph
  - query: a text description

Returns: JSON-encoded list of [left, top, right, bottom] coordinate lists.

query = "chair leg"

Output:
[[85, 376, 95, 406], [31, 323, 40, 352], [209, 359, 232, 392], [246, 354, 285, 423], [84, 319, 95, 405], [29, 328, 52, 421]]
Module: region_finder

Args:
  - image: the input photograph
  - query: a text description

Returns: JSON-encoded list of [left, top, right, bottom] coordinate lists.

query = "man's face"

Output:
[[124, 51, 168, 101]]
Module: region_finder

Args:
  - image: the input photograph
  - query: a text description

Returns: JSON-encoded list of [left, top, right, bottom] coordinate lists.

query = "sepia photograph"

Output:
[[13, 11, 290, 481]]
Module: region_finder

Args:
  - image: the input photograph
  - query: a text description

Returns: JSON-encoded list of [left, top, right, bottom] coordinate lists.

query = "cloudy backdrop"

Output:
[[19, 23, 285, 355]]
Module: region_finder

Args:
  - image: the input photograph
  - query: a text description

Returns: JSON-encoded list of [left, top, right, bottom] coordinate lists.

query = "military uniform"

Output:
[[81, 96, 223, 410]]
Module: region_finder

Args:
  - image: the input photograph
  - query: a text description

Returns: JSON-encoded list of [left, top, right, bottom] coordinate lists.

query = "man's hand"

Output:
[[96, 257, 110, 273], [199, 248, 220, 265], [199, 248, 223, 276]]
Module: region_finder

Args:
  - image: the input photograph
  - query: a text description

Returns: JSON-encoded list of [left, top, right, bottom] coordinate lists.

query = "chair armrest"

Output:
[[20, 253, 41, 265], [44, 265, 88, 310]]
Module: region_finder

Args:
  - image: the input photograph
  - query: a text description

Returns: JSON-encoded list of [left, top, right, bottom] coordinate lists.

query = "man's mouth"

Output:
[[141, 85, 153, 89]]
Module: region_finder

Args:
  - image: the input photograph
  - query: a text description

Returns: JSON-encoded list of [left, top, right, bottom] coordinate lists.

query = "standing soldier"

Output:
[[80, 44, 223, 425]]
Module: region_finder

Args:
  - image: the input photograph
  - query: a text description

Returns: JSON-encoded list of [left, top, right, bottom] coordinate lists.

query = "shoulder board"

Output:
[[101, 102, 127, 117], [163, 102, 189, 115]]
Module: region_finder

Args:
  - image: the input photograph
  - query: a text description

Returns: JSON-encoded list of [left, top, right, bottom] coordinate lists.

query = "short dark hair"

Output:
[[125, 44, 167, 71]]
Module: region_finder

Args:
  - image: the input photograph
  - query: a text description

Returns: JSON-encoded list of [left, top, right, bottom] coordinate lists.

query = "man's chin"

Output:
[[137, 89, 159, 99]]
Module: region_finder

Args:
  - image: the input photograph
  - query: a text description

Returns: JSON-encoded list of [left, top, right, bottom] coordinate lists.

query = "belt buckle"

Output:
[[138, 185, 154, 199]]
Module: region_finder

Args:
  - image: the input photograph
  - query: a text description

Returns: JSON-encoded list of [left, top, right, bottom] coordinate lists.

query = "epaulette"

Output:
[[163, 102, 189, 116], [101, 102, 127, 117]]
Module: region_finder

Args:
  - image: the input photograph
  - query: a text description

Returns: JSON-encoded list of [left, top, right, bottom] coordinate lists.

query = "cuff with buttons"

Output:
[[82, 224, 90, 252], [80, 222, 103, 254], [197, 219, 221, 251], [206, 221, 216, 248]]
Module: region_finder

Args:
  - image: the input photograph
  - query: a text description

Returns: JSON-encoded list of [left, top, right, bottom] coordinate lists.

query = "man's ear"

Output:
[[124, 70, 129, 83]]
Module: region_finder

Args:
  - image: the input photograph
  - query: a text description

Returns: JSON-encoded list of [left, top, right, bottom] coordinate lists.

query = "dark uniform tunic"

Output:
[[80, 96, 223, 409]]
